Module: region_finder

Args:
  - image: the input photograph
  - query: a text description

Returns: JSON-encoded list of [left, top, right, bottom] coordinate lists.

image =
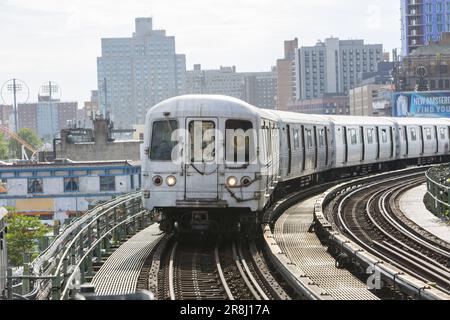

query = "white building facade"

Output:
[[0, 161, 141, 224], [295, 38, 383, 100]]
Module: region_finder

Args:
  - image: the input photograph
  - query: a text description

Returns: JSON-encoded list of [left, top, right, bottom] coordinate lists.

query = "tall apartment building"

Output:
[[18, 103, 38, 133], [295, 38, 383, 100], [97, 18, 186, 128], [242, 69, 278, 109], [401, 0, 450, 55], [185, 65, 245, 98], [36, 98, 78, 140], [276, 38, 298, 110], [185, 65, 277, 109]]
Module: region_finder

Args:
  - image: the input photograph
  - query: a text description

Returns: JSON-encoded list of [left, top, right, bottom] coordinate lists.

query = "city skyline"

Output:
[[1, 0, 400, 105]]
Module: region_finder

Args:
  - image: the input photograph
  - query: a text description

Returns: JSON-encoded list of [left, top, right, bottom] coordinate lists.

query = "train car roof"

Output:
[[146, 95, 279, 122], [393, 117, 450, 125], [269, 110, 332, 125], [322, 115, 397, 126]]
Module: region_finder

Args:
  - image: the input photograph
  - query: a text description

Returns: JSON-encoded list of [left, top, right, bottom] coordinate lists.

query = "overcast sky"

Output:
[[0, 0, 401, 105]]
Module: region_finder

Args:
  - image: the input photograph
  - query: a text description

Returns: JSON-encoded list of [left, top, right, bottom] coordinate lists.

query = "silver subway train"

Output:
[[142, 95, 450, 234]]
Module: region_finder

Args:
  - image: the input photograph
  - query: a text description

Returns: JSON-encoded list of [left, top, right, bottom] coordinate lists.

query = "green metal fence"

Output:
[[5, 191, 154, 300], [425, 167, 450, 219]]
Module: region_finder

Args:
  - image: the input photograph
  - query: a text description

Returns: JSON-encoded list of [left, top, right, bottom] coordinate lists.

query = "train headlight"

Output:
[[241, 177, 252, 187], [166, 176, 177, 187], [153, 176, 163, 187], [226, 176, 238, 188]]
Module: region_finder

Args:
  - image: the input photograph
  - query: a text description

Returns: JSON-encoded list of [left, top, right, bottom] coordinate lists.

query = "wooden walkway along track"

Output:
[[91, 224, 163, 296], [274, 196, 379, 300]]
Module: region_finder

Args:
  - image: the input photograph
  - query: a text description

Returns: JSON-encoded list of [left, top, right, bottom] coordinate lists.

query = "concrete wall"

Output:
[[58, 141, 142, 161]]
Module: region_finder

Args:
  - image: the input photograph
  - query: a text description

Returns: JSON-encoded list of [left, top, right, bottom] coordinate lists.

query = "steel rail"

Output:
[[214, 245, 234, 300], [379, 185, 450, 259], [231, 242, 261, 300], [168, 242, 178, 301], [237, 242, 269, 300]]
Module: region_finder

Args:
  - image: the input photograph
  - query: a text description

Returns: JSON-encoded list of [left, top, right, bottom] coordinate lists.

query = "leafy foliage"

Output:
[[8, 128, 43, 159], [0, 133, 9, 160], [5, 208, 51, 266]]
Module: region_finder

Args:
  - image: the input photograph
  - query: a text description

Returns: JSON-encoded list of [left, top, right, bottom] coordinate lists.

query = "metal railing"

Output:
[[5, 191, 154, 300], [425, 167, 450, 219]]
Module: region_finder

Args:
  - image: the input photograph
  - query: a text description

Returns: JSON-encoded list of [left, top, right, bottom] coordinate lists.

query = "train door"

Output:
[[376, 127, 380, 160], [404, 126, 409, 157], [343, 126, 348, 163], [313, 126, 318, 169], [434, 126, 439, 153], [360, 126, 365, 161], [286, 125, 292, 175], [185, 118, 219, 200], [301, 125, 306, 171], [420, 126, 425, 155], [325, 127, 329, 167], [390, 127, 394, 158]]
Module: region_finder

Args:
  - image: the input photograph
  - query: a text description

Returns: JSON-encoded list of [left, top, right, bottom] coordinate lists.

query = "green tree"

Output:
[[9, 128, 43, 159], [5, 208, 51, 266], [0, 133, 9, 160]]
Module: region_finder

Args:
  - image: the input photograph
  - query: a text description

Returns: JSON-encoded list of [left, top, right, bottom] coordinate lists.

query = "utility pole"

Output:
[[12, 79, 18, 133]]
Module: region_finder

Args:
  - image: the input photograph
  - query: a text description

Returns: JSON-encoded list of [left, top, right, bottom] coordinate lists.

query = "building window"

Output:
[[100, 176, 116, 192], [28, 179, 43, 194], [0, 179, 7, 194], [64, 178, 79, 192]]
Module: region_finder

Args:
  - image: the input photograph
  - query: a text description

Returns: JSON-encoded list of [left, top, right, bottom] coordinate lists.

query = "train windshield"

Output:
[[150, 120, 179, 161], [225, 120, 254, 163]]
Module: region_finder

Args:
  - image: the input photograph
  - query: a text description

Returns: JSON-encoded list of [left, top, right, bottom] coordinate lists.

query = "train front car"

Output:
[[142, 95, 269, 235]]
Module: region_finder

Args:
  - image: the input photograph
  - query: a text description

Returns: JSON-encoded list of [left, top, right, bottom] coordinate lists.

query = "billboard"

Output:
[[392, 91, 450, 118]]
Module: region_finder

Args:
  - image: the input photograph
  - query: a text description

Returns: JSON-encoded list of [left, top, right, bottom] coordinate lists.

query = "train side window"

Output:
[[381, 129, 388, 143], [318, 129, 325, 147], [225, 120, 253, 163], [150, 120, 179, 161], [306, 129, 313, 148], [367, 128, 374, 144], [293, 129, 300, 149], [440, 127, 446, 139], [349, 128, 357, 145], [425, 127, 432, 140], [410, 128, 417, 141]]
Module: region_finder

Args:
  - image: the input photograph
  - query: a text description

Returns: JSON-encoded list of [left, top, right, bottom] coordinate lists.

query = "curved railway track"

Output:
[[333, 170, 450, 294], [155, 239, 284, 301]]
